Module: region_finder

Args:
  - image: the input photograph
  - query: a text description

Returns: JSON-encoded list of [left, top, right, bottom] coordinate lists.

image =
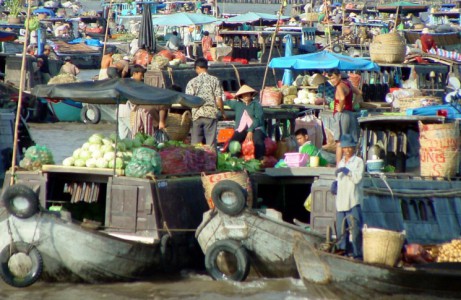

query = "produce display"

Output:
[[217, 153, 261, 173], [19, 145, 55, 171], [436, 239, 461, 263], [125, 147, 162, 178]]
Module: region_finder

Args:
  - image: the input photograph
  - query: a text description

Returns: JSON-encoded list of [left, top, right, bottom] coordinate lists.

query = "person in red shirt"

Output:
[[420, 28, 437, 53], [328, 69, 362, 165]]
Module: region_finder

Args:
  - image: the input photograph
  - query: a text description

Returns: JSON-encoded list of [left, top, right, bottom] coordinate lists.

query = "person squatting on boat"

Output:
[[99, 48, 114, 80], [327, 69, 362, 165], [186, 58, 225, 148], [225, 85, 266, 160], [60, 56, 80, 76], [335, 134, 364, 259]]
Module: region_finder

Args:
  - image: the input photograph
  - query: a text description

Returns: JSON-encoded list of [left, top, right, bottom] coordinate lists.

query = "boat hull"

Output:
[[0, 211, 163, 283], [294, 233, 461, 297], [196, 209, 323, 278]]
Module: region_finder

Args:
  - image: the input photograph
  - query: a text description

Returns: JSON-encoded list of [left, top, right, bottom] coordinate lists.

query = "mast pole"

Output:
[[10, 0, 33, 185]]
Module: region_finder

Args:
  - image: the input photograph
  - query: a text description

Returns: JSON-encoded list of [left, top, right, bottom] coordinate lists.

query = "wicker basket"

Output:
[[397, 96, 442, 112], [369, 42, 406, 63], [164, 111, 192, 141], [373, 32, 405, 44], [363, 226, 405, 267], [201, 171, 253, 209]]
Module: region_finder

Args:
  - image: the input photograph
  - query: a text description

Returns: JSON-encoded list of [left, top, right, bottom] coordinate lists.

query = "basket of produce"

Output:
[[260, 87, 282, 106], [398, 96, 442, 112], [164, 110, 192, 142], [436, 239, 461, 262], [363, 225, 405, 267]]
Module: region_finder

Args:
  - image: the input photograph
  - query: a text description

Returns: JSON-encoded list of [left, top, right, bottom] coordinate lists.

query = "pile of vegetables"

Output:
[[217, 152, 261, 173], [159, 141, 216, 174], [19, 145, 55, 171], [436, 239, 461, 262], [62, 133, 132, 169], [125, 147, 162, 178]]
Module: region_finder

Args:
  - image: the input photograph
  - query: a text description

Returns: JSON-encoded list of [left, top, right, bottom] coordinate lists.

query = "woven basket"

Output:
[[201, 171, 253, 209], [370, 42, 406, 63], [363, 226, 405, 267], [164, 111, 192, 141], [373, 32, 405, 44], [398, 96, 442, 112]]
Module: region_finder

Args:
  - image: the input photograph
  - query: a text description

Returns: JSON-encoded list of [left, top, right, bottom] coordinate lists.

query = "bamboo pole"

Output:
[[261, 0, 287, 92], [102, 0, 114, 57], [10, 0, 33, 185]]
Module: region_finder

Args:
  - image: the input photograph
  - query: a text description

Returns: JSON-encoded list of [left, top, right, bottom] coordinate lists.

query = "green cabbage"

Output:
[[96, 158, 109, 168], [91, 149, 103, 159], [85, 158, 97, 168], [79, 150, 91, 160], [101, 144, 114, 153], [108, 157, 124, 169], [88, 134, 103, 145], [72, 148, 82, 159], [103, 151, 116, 161], [62, 157, 75, 166], [74, 159, 86, 167]]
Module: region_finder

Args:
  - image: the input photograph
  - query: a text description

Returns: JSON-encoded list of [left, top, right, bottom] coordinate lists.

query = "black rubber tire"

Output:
[[0, 242, 43, 288], [205, 239, 250, 282], [80, 104, 101, 124], [332, 44, 342, 53], [211, 180, 247, 216], [2, 184, 39, 219], [160, 235, 178, 273]]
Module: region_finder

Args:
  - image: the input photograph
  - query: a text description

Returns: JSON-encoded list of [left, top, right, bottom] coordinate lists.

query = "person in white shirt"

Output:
[[334, 134, 364, 259]]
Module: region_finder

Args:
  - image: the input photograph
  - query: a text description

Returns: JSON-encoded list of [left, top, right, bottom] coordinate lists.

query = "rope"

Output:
[[365, 188, 461, 198], [231, 64, 241, 88], [167, 67, 175, 85]]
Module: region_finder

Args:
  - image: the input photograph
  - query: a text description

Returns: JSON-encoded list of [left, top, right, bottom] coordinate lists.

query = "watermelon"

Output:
[[228, 141, 241, 155]]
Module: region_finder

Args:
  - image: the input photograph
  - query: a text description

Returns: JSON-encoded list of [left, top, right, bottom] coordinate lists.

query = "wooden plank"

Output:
[[41, 165, 124, 176]]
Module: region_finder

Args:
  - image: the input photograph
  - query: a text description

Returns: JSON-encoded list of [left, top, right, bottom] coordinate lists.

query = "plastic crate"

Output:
[[284, 152, 309, 167]]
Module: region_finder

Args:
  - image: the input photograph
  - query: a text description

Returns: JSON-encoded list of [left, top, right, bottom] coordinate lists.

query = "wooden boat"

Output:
[[195, 208, 324, 281], [293, 233, 461, 298], [0, 209, 164, 286]]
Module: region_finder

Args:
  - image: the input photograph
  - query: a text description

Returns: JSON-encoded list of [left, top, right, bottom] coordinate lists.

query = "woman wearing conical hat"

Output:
[[225, 85, 266, 160]]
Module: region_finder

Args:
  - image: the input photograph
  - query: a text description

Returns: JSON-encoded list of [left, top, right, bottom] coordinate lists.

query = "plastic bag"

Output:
[[154, 129, 170, 143], [330, 180, 338, 195], [304, 194, 312, 212]]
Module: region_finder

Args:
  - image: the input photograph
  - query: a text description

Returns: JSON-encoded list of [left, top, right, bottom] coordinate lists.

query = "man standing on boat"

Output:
[[335, 134, 364, 259], [186, 57, 225, 148], [327, 69, 361, 165]]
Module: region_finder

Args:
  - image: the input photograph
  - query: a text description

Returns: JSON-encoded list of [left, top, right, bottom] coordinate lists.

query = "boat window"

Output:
[[222, 80, 230, 91], [427, 199, 436, 222], [401, 199, 410, 221], [409, 200, 419, 221], [418, 201, 428, 221]]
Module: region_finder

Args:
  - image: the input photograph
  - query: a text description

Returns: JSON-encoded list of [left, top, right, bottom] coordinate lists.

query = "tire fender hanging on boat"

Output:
[[211, 180, 247, 216], [205, 239, 250, 282], [0, 242, 43, 288], [2, 184, 39, 219], [80, 104, 101, 124]]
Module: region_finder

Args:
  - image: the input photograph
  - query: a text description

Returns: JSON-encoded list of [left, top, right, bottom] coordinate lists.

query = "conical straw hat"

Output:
[[235, 85, 257, 98]]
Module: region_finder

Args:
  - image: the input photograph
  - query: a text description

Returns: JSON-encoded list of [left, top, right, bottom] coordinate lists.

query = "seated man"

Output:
[[295, 128, 328, 166]]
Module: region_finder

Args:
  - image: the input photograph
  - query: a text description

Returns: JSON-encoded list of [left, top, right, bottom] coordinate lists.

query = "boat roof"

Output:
[[358, 115, 446, 124]]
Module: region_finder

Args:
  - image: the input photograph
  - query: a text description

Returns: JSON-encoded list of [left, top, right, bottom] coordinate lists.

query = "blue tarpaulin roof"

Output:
[[33, 8, 56, 17], [152, 13, 217, 26], [268, 51, 380, 71], [224, 12, 290, 24]]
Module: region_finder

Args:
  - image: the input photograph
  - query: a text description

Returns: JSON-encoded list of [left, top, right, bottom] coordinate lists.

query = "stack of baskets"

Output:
[[397, 96, 442, 112], [164, 110, 192, 141], [370, 32, 406, 64]]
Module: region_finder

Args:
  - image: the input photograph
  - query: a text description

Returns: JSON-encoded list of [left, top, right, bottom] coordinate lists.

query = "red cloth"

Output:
[[421, 34, 437, 53], [333, 80, 353, 115]]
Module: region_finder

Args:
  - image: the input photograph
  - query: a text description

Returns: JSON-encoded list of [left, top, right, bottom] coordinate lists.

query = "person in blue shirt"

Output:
[[225, 85, 266, 159]]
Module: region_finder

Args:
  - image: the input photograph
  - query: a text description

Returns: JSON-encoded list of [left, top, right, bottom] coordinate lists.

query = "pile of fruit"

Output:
[[436, 239, 461, 262]]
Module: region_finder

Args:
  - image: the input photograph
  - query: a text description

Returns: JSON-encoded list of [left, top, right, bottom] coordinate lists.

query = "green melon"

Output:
[[228, 141, 242, 155]]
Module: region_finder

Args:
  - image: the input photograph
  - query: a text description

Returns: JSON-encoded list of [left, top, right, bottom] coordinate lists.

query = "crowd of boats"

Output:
[[0, 0, 461, 297]]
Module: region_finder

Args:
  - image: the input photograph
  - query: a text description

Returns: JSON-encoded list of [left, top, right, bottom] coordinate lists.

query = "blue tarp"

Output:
[[33, 8, 56, 17], [282, 34, 293, 86], [224, 12, 290, 24], [68, 38, 102, 47], [152, 13, 217, 26], [268, 51, 380, 71]]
